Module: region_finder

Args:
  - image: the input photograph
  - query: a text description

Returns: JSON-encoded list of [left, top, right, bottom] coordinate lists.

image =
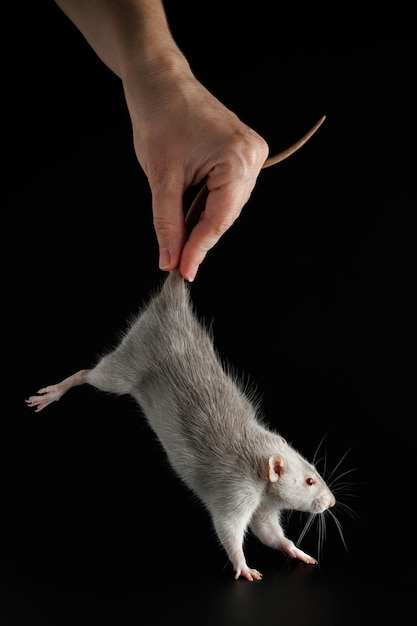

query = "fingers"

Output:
[[175, 116, 326, 281], [147, 112, 268, 281], [151, 180, 187, 273], [179, 172, 258, 282], [150, 164, 257, 281], [153, 178, 245, 282]]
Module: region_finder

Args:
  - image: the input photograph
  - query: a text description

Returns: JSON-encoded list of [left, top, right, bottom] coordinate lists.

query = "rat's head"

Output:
[[266, 437, 336, 514]]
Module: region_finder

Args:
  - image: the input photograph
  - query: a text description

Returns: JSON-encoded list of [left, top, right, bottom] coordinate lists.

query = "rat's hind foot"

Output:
[[26, 385, 66, 412], [25, 369, 91, 412]]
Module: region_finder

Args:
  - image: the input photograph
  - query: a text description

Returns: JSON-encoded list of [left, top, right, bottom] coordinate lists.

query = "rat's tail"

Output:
[[184, 115, 326, 235], [165, 115, 327, 288]]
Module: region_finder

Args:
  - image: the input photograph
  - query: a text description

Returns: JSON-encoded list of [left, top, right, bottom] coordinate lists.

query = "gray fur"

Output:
[[27, 267, 335, 580]]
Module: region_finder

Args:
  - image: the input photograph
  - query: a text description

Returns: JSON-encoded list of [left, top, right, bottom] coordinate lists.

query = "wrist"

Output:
[[121, 47, 195, 123]]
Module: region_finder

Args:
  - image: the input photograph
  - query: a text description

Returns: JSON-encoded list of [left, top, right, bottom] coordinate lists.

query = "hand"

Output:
[[54, 0, 269, 281], [123, 56, 269, 281]]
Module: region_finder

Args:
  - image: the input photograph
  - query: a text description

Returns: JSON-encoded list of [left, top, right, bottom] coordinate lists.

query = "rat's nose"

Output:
[[328, 493, 336, 508]]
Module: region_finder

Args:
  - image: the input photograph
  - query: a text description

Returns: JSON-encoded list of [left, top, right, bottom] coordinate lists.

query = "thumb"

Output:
[[151, 183, 187, 272]]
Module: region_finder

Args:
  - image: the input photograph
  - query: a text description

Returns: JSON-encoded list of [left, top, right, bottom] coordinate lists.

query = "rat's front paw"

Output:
[[281, 539, 317, 564], [235, 565, 263, 582], [291, 547, 317, 564]]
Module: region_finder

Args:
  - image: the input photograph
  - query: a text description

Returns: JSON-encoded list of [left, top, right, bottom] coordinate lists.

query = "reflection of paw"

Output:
[[235, 565, 263, 582], [25, 385, 62, 412]]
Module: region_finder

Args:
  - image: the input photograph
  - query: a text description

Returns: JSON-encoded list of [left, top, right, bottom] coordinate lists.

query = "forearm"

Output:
[[54, 0, 270, 282], [54, 0, 189, 80]]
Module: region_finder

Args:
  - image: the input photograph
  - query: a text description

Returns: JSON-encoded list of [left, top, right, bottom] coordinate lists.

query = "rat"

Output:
[[26, 116, 335, 582]]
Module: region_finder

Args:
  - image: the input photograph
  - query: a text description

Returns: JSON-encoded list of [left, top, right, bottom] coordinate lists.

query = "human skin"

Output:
[[54, 0, 269, 281]]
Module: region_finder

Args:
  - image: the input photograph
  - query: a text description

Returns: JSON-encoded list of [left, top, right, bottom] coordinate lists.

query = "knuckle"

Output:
[[153, 215, 177, 235]]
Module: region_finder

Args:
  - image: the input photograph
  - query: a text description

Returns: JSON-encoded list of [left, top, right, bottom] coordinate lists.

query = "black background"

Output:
[[2, 1, 416, 624]]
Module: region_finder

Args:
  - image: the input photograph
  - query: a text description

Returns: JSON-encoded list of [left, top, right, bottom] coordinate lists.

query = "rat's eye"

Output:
[[306, 477, 315, 486]]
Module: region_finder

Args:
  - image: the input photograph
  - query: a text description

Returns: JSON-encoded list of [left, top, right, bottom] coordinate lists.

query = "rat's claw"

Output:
[[25, 398, 46, 411], [25, 385, 63, 411], [235, 566, 263, 582]]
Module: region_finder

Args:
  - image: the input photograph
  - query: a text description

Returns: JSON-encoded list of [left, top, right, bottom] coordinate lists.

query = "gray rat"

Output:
[[26, 117, 335, 582]]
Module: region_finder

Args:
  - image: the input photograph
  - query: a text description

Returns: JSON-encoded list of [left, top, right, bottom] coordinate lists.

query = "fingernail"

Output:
[[159, 248, 171, 270], [187, 264, 199, 283]]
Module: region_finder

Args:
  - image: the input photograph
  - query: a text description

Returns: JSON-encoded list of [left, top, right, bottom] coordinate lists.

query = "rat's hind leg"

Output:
[[26, 348, 135, 412], [25, 369, 91, 412]]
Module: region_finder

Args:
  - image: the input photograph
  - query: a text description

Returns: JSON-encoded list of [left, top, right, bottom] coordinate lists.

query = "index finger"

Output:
[[180, 115, 327, 280], [179, 175, 257, 281]]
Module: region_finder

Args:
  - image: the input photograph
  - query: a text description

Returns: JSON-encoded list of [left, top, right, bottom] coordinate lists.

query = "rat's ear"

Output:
[[268, 455, 285, 483]]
